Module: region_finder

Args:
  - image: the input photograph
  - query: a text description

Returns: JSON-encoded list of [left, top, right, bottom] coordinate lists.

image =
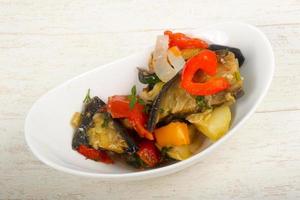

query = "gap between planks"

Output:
[[255, 108, 300, 114], [0, 22, 299, 36]]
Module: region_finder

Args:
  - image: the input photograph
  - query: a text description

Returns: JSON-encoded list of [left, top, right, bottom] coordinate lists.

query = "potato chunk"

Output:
[[187, 105, 231, 141]]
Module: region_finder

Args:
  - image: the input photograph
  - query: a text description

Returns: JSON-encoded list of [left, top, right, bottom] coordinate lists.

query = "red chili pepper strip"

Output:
[[180, 49, 230, 95], [137, 140, 160, 167], [164, 30, 208, 49], [77, 145, 113, 164], [107, 95, 154, 140]]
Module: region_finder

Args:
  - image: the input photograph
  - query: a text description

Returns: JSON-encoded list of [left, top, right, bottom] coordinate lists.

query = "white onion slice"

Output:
[[167, 46, 185, 71], [152, 35, 177, 82]]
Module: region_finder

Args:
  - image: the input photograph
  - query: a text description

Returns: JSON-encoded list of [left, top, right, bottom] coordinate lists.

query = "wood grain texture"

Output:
[[0, 0, 299, 199]]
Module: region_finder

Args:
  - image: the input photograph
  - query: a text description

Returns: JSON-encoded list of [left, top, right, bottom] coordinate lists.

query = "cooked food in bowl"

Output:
[[70, 30, 245, 169]]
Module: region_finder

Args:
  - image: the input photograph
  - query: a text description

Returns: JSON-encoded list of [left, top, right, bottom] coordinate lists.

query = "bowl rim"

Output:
[[24, 21, 275, 180]]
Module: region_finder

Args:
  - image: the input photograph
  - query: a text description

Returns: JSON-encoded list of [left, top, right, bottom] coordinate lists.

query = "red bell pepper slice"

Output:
[[137, 140, 160, 167], [77, 145, 113, 164], [164, 30, 208, 49], [181, 49, 230, 95], [107, 95, 154, 140], [107, 95, 130, 118]]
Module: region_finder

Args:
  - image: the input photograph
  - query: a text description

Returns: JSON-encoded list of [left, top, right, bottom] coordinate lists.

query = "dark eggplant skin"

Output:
[[138, 68, 161, 88], [111, 118, 139, 154], [208, 44, 245, 67], [72, 128, 88, 149], [72, 96, 138, 154], [147, 72, 180, 132], [234, 89, 245, 99], [72, 96, 105, 149]]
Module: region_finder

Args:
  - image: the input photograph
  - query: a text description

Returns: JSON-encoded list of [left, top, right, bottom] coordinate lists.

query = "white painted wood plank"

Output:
[[1, 111, 299, 199], [1, 24, 299, 114], [0, 0, 299, 199]]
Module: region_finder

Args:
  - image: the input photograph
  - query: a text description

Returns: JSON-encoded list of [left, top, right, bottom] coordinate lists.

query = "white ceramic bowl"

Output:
[[25, 22, 274, 181]]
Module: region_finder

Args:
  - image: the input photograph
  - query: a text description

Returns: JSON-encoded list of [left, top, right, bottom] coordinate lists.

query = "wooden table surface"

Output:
[[1, 0, 300, 199]]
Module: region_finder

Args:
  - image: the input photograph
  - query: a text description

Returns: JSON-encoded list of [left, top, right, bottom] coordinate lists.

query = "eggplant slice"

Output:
[[209, 44, 245, 67], [72, 96, 105, 149], [87, 112, 138, 154], [147, 73, 200, 132], [72, 96, 138, 154], [205, 50, 244, 107]]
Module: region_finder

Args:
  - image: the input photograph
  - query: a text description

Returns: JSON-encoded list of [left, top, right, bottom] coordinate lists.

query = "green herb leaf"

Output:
[[159, 108, 165, 114], [129, 96, 137, 109], [131, 85, 137, 96], [138, 69, 161, 87], [234, 71, 241, 81], [101, 114, 109, 128], [137, 98, 145, 105], [125, 153, 147, 169], [83, 89, 92, 103], [161, 146, 172, 155], [144, 74, 161, 86], [128, 85, 147, 110], [195, 96, 206, 108], [128, 85, 139, 110], [160, 146, 173, 162]]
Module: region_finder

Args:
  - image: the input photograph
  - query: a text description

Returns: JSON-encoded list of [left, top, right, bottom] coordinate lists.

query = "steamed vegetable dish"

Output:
[[71, 30, 245, 168]]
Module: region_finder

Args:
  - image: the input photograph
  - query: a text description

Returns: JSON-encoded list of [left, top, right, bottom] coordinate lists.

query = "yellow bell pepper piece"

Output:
[[154, 122, 190, 147]]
